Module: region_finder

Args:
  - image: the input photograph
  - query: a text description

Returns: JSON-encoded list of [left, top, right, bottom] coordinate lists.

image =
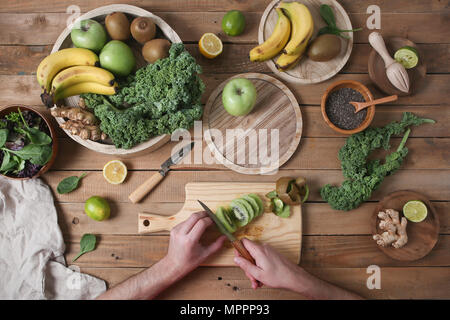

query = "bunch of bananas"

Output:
[[249, 2, 314, 71], [37, 48, 118, 107]]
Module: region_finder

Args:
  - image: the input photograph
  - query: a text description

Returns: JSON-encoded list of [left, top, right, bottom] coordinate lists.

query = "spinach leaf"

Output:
[[0, 129, 8, 148], [57, 173, 87, 194], [4, 144, 52, 166], [19, 127, 52, 146], [0, 151, 18, 173], [73, 234, 97, 262]]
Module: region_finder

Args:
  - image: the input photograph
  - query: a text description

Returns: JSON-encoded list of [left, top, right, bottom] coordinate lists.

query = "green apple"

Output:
[[71, 19, 107, 52], [100, 40, 136, 77], [222, 78, 257, 116]]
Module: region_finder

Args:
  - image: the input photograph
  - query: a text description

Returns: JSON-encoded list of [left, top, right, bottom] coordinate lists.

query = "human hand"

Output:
[[233, 238, 301, 290], [164, 211, 227, 279]]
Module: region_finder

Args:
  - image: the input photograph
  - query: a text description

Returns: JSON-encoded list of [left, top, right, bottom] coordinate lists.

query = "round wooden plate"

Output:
[[368, 37, 426, 96], [51, 4, 181, 156], [372, 190, 439, 261], [203, 73, 302, 175], [259, 0, 354, 84]]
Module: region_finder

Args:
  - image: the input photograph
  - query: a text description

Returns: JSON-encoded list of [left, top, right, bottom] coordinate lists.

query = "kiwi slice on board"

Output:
[[230, 199, 250, 227], [215, 206, 237, 233], [236, 198, 255, 222], [247, 193, 264, 216], [242, 195, 261, 217], [277, 204, 291, 218]]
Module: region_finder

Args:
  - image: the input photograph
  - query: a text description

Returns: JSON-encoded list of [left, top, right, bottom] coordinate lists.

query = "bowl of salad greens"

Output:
[[0, 105, 58, 180]]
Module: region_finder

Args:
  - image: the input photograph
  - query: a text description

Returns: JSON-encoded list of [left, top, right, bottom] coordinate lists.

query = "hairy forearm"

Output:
[[287, 268, 363, 300], [96, 257, 181, 300]]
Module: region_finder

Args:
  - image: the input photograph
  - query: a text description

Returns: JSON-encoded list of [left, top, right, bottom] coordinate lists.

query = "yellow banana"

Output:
[[36, 48, 100, 94], [51, 66, 115, 95], [54, 81, 118, 102], [275, 27, 313, 71], [249, 8, 291, 62], [279, 2, 314, 56]]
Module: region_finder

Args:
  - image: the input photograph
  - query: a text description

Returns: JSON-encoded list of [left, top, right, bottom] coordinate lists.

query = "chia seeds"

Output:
[[325, 88, 367, 130]]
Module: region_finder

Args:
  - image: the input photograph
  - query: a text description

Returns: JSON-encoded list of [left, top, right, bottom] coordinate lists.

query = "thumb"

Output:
[[234, 256, 262, 280]]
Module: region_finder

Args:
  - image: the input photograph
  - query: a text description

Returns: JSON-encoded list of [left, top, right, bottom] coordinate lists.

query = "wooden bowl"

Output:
[[372, 190, 440, 261], [258, 0, 354, 84], [368, 37, 426, 96], [50, 4, 181, 157], [0, 105, 58, 180], [320, 80, 375, 134]]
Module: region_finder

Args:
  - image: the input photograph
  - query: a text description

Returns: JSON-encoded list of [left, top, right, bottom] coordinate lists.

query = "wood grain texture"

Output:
[[203, 73, 302, 174], [260, 0, 353, 84], [138, 182, 302, 266]]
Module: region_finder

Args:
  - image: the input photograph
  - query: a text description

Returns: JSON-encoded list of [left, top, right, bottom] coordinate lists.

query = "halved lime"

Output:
[[403, 200, 428, 222], [394, 46, 419, 69]]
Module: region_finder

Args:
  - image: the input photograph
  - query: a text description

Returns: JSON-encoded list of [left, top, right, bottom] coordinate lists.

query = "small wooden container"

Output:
[[0, 105, 58, 180], [321, 80, 375, 135]]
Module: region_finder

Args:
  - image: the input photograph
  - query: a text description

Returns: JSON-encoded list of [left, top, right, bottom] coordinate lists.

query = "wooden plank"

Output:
[[80, 266, 450, 299], [64, 234, 450, 268], [57, 202, 450, 236], [51, 137, 450, 170], [2, 74, 449, 106], [3, 43, 449, 75], [42, 170, 450, 204], [0, 12, 448, 45], [0, 0, 447, 14]]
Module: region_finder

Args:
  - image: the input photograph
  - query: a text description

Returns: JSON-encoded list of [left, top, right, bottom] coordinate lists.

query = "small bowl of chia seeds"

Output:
[[321, 80, 375, 134]]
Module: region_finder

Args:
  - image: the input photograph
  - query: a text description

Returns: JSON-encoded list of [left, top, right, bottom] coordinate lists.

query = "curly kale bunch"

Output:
[[82, 43, 204, 149], [320, 112, 435, 211]]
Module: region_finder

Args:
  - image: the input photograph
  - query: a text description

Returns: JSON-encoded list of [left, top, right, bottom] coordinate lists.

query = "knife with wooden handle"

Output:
[[128, 142, 194, 204]]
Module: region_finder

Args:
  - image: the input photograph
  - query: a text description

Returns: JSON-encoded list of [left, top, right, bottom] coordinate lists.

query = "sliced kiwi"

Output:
[[230, 199, 250, 227], [236, 198, 255, 222], [277, 204, 291, 218], [242, 195, 261, 217], [215, 206, 237, 233], [247, 193, 264, 216]]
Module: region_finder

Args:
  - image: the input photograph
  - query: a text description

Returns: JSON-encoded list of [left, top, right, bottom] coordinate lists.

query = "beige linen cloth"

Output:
[[0, 176, 106, 299]]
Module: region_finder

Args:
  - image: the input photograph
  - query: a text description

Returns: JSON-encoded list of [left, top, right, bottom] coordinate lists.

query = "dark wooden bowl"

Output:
[[321, 80, 375, 135], [368, 37, 426, 96], [372, 190, 440, 261], [0, 105, 58, 180]]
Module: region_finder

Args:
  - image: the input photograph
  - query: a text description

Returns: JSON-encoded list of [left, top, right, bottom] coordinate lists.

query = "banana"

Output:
[[279, 2, 314, 56], [36, 48, 100, 94], [249, 8, 291, 62], [275, 27, 313, 71], [50, 66, 115, 95], [54, 81, 118, 102]]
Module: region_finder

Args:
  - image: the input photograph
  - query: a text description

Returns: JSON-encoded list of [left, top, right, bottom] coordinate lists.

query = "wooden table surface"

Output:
[[1, 0, 449, 299]]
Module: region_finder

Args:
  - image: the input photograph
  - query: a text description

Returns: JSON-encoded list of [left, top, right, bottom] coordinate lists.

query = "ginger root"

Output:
[[373, 209, 408, 248], [51, 106, 97, 125], [60, 120, 107, 141]]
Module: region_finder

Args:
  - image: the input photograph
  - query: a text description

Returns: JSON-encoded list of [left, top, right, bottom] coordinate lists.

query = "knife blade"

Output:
[[197, 200, 256, 266], [128, 142, 195, 203]]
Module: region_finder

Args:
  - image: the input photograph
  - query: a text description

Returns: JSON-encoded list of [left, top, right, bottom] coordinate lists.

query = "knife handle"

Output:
[[232, 239, 256, 265], [129, 172, 164, 204]]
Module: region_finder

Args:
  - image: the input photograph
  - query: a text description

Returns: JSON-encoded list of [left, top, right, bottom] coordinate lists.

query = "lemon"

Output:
[[403, 200, 428, 222], [222, 10, 245, 36], [394, 46, 419, 69], [85, 196, 110, 221], [103, 160, 127, 185], [198, 33, 223, 59]]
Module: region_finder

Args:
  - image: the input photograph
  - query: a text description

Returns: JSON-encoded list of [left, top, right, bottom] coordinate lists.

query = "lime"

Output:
[[222, 10, 245, 36], [85, 196, 110, 221], [403, 200, 427, 222], [394, 46, 419, 69]]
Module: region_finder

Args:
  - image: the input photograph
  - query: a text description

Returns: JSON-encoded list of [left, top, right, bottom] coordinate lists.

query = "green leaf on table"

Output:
[[0, 129, 8, 148], [57, 173, 87, 194], [73, 234, 97, 262]]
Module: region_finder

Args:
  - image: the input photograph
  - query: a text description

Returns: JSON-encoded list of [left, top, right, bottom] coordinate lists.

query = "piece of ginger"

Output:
[[60, 120, 106, 141], [373, 209, 408, 248], [51, 106, 97, 125]]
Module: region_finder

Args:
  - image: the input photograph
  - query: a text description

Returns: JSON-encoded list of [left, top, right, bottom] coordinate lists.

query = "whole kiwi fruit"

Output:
[[142, 39, 171, 63], [105, 12, 130, 41], [307, 34, 341, 62], [131, 17, 156, 44]]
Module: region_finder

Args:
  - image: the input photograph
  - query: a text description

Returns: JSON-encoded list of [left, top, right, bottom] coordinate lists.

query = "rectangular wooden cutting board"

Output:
[[138, 182, 302, 266]]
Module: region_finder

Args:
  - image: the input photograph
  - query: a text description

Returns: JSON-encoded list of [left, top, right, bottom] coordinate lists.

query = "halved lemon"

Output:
[[403, 200, 428, 222], [103, 160, 127, 185], [198, 33, 223, 59]]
